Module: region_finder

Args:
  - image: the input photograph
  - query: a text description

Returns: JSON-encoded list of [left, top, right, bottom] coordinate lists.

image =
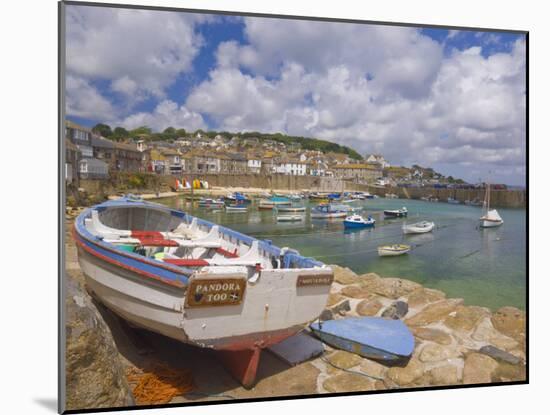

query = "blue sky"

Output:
[[65, 5, 526, 185]]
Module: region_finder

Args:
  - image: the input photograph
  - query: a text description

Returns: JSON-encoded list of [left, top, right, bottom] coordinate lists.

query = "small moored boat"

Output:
[[343, 214, 375, 229], [479, 182, 504, 228], [276, 205, 306, 213], [383, 207, 408, 218], [402, 221, 435, 234], [310, 204, 347, 219], [225, 205, 248, 213], [198, 198, 225, 208], [378, 244, 411, 256], [224, 192, 251, 205], [277, 214, 304, 222], [447, 197, 460, 204]]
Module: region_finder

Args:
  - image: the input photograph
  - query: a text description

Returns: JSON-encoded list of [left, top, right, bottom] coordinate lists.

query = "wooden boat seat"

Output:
[[215, 247, 239, 258], [165, 242, 261, 267]]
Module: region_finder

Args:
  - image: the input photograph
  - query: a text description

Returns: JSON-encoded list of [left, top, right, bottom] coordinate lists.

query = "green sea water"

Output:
[[158, 196, 526, 311]]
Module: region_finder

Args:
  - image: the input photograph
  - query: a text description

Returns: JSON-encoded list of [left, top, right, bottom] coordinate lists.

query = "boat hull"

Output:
[[384, 211, 407, 218], [277, 207, 306, 213], [311, 212, 347, 219], [480, 219, 503, 228], [343, 221, 374, 229], [378, 247, 410, 256], [277, 215, 304, 222], [76, 237, 331, 349], [402, 222, 435, 234]]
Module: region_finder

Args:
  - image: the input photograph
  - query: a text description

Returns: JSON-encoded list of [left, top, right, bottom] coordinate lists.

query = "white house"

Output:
[[78, 158, 109, 179], [274, 160, 307, 175], [366, 154, 390, 169], [247, 158, 262, 174]]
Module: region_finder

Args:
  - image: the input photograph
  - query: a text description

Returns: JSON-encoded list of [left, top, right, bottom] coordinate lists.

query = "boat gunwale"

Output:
[[73, 198, 326, 288]]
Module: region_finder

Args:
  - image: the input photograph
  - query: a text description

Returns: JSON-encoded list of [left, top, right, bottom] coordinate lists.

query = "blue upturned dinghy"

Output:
[[310, 317, 415, 362]]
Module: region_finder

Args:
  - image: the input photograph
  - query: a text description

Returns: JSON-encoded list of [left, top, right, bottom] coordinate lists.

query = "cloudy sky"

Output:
[[65, 5, 527, 185]]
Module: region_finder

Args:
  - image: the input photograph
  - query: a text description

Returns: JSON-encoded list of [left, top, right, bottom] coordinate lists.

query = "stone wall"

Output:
[[363, 185, 526, 208], [77, 172, 525, 208]]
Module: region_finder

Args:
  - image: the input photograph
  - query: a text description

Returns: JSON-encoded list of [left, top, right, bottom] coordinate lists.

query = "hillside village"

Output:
[[65, 120, 462, 188]]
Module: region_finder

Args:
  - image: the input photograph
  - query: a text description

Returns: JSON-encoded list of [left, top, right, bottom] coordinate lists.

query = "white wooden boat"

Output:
[[480, 209, 503, 228], [73, 196, 333, 387], [378, 244, 411, 256], [276, 205, 306, 213], [385, 193, 398, 199], [277, 214, 304, 222], [225, 205, 248, 213], [479, 182, 503, 228], [402, 221, 435, 234]]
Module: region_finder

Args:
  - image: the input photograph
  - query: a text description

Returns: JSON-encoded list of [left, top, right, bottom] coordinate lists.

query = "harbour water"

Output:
[[158, 196, 526, 311]]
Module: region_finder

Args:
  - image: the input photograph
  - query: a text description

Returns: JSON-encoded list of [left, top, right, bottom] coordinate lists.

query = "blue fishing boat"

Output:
[[310, 317, 415, 362], [225, 192, 251, 204], [343, 214, 376, 229]]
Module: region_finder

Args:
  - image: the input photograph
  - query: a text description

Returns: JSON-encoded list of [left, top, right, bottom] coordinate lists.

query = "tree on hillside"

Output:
[[175, 128, 187, 137], [163, 127, 176, 134], [92, 123, 112, 137], [111, 126, 129, 141], [130, 126, 152, 136]]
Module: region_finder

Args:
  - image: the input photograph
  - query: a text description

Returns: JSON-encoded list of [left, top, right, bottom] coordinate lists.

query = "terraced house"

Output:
[[219, 153, 248, 174], [331, 163, 382, 183]]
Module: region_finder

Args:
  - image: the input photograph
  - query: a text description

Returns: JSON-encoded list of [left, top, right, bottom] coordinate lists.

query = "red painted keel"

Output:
[[217, 348, 261, 388]]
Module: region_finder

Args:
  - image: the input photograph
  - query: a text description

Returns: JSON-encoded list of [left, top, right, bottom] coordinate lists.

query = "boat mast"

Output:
[[487, 183, 491, 213]]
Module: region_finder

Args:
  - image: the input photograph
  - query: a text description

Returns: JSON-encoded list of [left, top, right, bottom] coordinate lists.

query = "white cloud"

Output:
[[119, 100, 206, 132], [65, 75, 115, 121], [66, 6, 202, 100], [186, 20, 525, 183]]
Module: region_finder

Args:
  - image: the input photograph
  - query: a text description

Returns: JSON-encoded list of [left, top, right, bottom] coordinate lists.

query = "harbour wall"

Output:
[[76, 172, 526, 208], [361, 185, 526, 209]]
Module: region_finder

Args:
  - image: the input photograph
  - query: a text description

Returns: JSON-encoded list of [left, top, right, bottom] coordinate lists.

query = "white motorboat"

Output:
[[378, 244, 411, 257], [402, 221, 435, 234]]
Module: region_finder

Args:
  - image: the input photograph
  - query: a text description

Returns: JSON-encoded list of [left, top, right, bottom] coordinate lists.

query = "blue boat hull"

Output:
[[343, 221, 374, 229], [310, 317, 414, 362]]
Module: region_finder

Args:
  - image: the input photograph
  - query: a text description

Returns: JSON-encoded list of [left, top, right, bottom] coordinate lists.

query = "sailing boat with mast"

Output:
[[479, 181, 503, 228]]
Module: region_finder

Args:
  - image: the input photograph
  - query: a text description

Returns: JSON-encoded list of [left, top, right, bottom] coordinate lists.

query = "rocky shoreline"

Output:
[[315, 265, 526, 392], [63, 213, 526, 410]]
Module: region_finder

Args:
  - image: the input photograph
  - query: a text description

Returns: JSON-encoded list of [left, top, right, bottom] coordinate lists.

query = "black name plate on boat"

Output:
[[296, 273, 334, 287], [186, 278, 246, 308]]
